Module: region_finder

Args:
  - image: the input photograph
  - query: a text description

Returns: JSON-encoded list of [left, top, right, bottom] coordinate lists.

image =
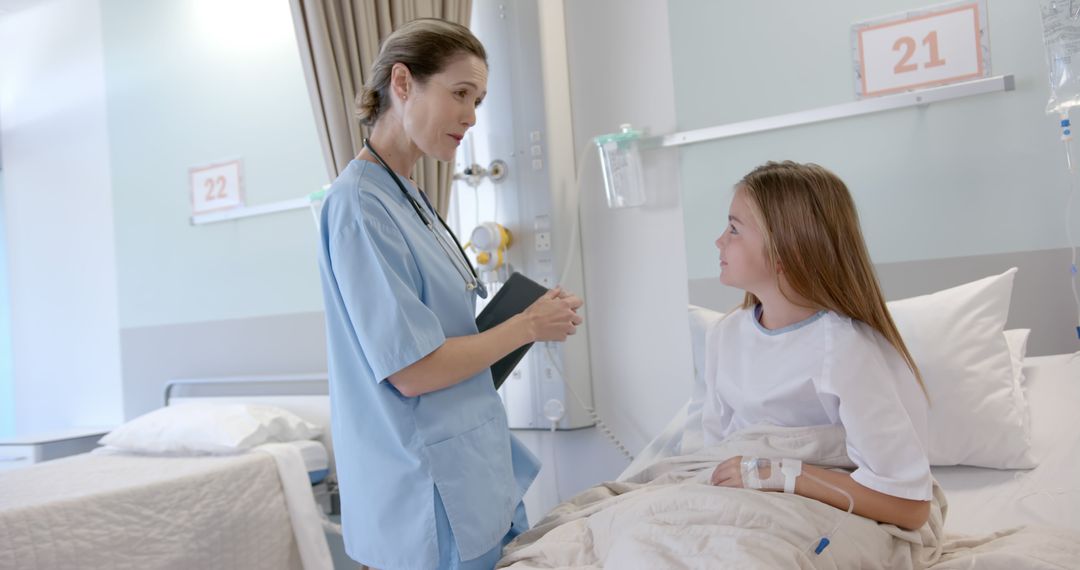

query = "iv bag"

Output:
[[1041, 0, 1080, 114], [594, 124, 646, 208]]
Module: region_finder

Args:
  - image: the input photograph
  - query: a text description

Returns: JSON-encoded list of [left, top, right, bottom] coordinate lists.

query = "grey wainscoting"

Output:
[[121, 311, 328, 419]]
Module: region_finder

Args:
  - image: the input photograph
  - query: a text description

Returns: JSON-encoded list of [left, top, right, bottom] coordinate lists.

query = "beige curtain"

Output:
[[290, 0, 473, 216]]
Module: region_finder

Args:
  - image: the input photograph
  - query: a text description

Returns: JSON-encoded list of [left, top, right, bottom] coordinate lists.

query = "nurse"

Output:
[[316, 18, 584, 570]]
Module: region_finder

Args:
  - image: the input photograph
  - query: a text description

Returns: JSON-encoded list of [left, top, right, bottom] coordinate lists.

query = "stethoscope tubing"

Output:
[[363, 139, 484, 294]]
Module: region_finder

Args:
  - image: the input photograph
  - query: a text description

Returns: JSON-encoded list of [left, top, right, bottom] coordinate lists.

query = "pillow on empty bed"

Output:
[[100, 402, 322, 455]]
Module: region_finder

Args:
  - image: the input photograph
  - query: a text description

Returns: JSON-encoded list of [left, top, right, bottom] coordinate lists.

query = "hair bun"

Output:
[[357, 88, 380, 125]]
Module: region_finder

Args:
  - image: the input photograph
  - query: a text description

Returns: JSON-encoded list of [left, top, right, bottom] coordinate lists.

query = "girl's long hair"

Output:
[[737, 161, 926, 396]]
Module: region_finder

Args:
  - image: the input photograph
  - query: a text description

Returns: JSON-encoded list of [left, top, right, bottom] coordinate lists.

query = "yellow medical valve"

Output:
[[465, 222, 512, 271]]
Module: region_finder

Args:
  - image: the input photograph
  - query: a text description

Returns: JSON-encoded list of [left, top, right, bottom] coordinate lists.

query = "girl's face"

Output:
[[399, 54, 488, 162], [715, 188, 776, 293]]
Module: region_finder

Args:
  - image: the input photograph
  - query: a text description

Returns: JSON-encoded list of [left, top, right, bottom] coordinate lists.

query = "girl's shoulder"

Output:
[[707, 305, 754, 334], [822, 311, 874, 341], [824, 312, 905, 362]]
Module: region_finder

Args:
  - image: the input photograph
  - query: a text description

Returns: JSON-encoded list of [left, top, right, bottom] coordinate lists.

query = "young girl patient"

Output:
[[704, 161, 932, 531]]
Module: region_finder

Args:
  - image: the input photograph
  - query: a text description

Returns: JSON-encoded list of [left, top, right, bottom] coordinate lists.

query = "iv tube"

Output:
[[1061, 113, 1080, 340]]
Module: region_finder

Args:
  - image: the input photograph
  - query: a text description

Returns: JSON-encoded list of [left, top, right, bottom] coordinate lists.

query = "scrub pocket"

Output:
[[425, 414, 518, 561]]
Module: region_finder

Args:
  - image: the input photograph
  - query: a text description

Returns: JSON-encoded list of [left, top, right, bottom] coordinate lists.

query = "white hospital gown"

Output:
[[700, 306, 933, 501]]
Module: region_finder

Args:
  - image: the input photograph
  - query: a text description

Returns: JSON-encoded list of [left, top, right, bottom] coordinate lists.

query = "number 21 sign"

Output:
[[190, 159, 244, 215], [853, 1, 989, 98]]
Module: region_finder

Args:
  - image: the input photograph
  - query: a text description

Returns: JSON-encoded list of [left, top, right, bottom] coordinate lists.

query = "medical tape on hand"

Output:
[[781, 458, 802, 494], [741, 457, 801, 493]]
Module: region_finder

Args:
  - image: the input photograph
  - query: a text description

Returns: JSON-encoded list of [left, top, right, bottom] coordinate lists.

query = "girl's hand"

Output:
[[710, 455, 751, 487], [522, 287, 584, 342]]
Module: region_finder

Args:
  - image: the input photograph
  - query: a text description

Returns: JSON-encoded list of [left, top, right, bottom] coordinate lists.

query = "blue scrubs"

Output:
[[317, 159, 540, 570]]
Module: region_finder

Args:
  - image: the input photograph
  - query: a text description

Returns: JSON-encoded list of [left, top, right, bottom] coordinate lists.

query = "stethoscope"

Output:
[[364, 139, 487, 298]]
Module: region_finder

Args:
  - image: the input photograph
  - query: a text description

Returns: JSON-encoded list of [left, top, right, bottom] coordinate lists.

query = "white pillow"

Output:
[[683, 306, 727, 455], [100, 402, 322, 455], [1004, 327, 1033, 457], [887, 268, 1035, 468], [1004, 328, 1032, 384]]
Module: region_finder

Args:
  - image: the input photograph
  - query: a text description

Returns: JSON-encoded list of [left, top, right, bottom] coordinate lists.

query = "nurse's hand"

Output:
[[556, 288, 584, 313], [522, 287, 584, 342]]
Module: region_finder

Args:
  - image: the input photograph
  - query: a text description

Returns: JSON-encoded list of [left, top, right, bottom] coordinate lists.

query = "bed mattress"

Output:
[[931, 353, 1080, 535]]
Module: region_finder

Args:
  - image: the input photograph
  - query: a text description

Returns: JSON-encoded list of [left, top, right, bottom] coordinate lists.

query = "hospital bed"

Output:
[[497, 288, 1080, 568], [621, 351, 1080, 536], [931, 353, 1080, 535], [0, 375, 340, 570]]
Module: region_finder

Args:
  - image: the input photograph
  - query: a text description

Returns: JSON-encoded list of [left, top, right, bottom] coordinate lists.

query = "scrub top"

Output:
[[317, 159, 540, 569]]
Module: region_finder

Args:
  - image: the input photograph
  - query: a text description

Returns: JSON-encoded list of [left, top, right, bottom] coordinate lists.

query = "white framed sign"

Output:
[[852, 1, 989, 98], [190, 159, 244, 215]]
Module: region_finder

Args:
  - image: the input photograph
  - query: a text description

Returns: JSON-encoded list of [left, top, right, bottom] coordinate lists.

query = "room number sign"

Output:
[[190, 159, 244, 215], [853, 1, 989, 98]]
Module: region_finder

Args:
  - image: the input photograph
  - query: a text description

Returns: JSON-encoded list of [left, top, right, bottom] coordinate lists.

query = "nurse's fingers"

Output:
[[571, 314, 584, 326], [554, 287, 584, 309]]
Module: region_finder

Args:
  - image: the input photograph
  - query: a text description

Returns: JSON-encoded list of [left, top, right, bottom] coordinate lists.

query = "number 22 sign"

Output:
[[190, 159, 244, 214], [853, 1, 989, 98]]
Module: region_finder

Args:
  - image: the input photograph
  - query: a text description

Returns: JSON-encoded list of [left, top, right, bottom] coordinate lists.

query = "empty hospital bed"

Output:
[[0, 375, 338, 570]]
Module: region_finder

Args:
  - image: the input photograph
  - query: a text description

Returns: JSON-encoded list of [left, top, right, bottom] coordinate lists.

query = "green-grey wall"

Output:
[[0, 173, 13, 437], [669, 0, 1070, 280], [101, 0, 328, 329]]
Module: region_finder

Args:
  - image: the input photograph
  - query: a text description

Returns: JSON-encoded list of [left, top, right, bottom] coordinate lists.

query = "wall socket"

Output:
[[535, 232, 551, 251]]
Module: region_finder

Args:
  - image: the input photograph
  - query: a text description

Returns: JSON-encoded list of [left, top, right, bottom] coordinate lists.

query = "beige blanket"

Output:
[[499, 426, 1080, 569], [0, 445, 332, 570]]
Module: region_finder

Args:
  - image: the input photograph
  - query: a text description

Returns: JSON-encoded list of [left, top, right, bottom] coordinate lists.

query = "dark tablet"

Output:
[[476, 272, 549, 389]]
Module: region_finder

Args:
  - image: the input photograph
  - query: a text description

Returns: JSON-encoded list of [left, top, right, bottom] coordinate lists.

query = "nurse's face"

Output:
[[400, 54, 488, 162], [715, 187, 775, 293]]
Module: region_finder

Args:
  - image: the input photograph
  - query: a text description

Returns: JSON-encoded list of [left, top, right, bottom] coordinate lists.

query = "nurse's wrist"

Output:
[[509, 313, 538, 344]]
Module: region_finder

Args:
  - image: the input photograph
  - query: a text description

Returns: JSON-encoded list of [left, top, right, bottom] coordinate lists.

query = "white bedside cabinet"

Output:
[[0, 427, 111, 472]]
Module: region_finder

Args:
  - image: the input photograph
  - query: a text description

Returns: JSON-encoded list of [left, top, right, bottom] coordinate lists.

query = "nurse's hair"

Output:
[[357, 18, 487, 127], [736, 161, 926, 396]]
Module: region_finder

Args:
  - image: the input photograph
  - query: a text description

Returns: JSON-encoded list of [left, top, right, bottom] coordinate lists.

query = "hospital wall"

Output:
[[0, 0, 125, 434], [0, 174, 13, 437], [98, 0, 331, 419], [505, 0, 698, 519], [560, 0, 695, 461], [668, 0, 1080, 355], [0, 0, 329, 431]]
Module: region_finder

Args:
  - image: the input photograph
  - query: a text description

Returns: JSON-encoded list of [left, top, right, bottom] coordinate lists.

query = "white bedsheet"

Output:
[[257, 444, 334, 570], [0, 443, 332, 570], [932, 353, 1080, 535], [291, 438, 330, 474]]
